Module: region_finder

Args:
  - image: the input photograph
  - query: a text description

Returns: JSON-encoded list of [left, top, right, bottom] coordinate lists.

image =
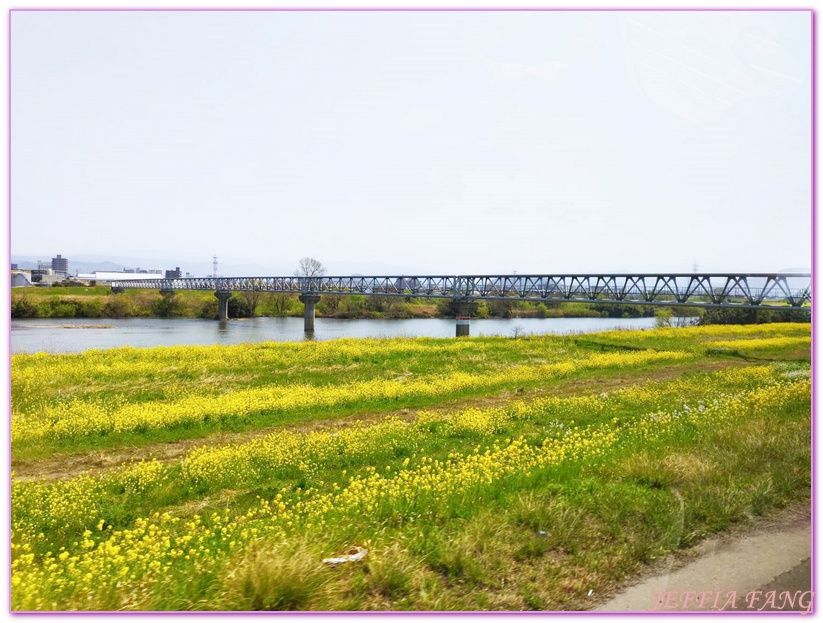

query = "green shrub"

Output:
[[152, 294, 183, 318], [699, 307, 811, 325], [199, 298, 218, 319], [11, 296, 38, 318], [338, 296, 367, 318], [103, 297, 133, 318], [78, 299, 104, 318], [44, 299, 79, 318]]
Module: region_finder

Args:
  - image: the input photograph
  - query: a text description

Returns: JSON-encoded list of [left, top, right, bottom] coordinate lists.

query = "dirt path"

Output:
[[592, 502, 812, 612], [12, 360, 745, 482]]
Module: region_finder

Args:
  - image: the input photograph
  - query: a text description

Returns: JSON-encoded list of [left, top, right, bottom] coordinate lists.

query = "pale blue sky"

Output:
[[11, 10, 812, 275]]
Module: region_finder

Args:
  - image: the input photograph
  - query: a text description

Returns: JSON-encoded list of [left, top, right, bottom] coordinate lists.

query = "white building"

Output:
[[11, 271, 32, 287], [76, 271, 166, 284]]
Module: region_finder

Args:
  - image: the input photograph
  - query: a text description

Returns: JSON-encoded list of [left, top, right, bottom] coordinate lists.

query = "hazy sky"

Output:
[[11, 10, 812, 275]]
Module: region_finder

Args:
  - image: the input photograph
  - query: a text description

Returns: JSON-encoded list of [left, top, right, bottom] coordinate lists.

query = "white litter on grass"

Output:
[[588, 589, 593, 597], [323, 547, 368, 565]]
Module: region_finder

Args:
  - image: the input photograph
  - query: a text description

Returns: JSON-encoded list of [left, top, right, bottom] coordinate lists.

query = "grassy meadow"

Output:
[[11, 323, 811, 611]]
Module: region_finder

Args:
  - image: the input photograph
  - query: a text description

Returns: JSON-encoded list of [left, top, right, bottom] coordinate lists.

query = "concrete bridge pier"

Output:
[[214, 291, 232, 321], [450, 299, 479, 337], [299, 293, 321, 333]]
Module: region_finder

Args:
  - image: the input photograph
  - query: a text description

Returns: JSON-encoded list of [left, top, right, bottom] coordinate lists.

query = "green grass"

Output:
[[12, 286, 113, 296], [13, 362, 804, 554], [12, 355, 706, 461], [12, 333, 702, 459], [10, 323, 811, 611]]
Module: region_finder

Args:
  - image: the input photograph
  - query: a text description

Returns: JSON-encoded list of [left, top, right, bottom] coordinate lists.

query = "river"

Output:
[[10, 316, 664, 354]]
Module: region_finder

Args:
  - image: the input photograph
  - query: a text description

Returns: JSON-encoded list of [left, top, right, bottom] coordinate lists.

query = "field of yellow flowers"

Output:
[[11, 323, 811, 610]]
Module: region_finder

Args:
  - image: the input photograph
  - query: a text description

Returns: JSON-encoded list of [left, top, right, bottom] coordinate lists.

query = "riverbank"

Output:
[[12, 288, 810, 329], [11, 287, 658, 320]]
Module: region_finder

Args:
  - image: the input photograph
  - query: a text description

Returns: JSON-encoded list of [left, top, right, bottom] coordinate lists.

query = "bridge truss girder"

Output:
[[110, 273, 812, 311]]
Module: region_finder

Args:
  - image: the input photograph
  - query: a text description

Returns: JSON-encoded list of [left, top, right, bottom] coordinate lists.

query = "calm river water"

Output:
[[11, 316, 662, 354]]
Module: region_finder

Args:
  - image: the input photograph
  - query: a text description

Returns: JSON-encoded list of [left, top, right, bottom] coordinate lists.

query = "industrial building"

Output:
[[75, 271, 165, 284], [11, 271, 32, 287]]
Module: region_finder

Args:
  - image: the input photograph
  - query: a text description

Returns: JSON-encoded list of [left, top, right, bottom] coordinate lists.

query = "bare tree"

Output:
[[295, 257, 327, 278], [266, 292, 294, 316], [241, 279, 264, 317], [655, 307, 698, 328]]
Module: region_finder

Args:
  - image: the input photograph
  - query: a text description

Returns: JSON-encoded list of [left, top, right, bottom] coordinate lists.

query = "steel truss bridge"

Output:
[[113, 273, 811, 310]]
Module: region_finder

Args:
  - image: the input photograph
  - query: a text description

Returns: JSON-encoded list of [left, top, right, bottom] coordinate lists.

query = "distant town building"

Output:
[[51, 254, 68, 274], [11, 263, 18, 270], [165, 266, 182, 279], [37, 260, 50, 272], [76, 271, 165, 284], [11, 271, 31, 287], [30, 268, 62, 285]]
